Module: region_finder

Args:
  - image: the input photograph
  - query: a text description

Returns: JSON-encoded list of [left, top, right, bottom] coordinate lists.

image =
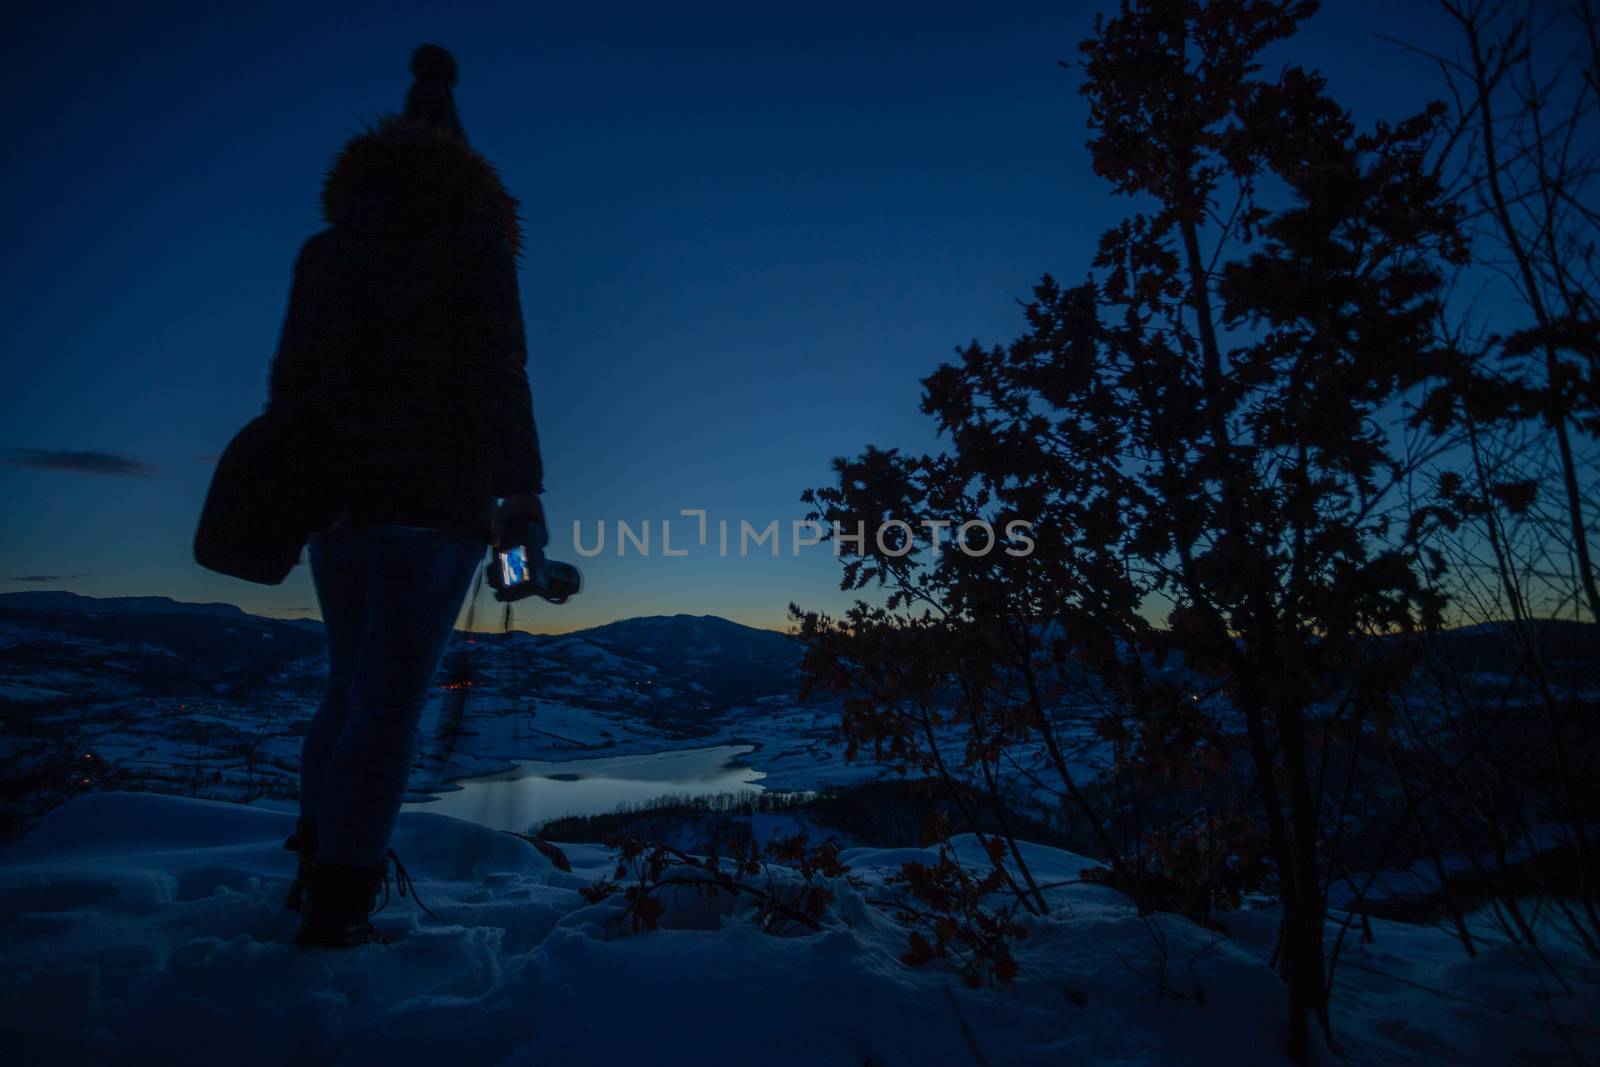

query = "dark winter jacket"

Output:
[[267, 116, 542, 542]]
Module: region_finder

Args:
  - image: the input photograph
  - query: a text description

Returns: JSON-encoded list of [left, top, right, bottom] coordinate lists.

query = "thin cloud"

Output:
[[10, 573, 90, 583], [5, 449, 160, 478]]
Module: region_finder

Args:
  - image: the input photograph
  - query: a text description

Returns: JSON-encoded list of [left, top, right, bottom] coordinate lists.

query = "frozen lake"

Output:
[[405, 744, 764, 834]]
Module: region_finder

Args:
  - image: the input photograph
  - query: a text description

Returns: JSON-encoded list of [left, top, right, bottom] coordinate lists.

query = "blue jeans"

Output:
[[300, 526, 484, 867]]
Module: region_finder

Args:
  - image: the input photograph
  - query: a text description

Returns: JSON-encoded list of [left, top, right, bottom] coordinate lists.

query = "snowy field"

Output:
[[6, 598, 1598, 1064], [3, 792, 1595, 1066]]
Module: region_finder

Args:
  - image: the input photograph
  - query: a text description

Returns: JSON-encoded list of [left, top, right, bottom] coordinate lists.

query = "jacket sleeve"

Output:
[[266, 234, 330, 405], [465, 229, 545, 497]]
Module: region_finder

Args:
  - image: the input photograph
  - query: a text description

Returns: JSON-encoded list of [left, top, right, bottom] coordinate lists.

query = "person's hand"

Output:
[[496, 492, 546, 550]]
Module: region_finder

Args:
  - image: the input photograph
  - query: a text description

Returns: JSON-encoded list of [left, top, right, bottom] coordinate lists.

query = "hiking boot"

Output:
[[293, 849, 436, 948], [294, 859, 388, 947]]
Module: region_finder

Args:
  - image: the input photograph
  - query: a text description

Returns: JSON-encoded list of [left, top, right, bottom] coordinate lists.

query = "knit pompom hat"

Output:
[[404, 44, 467, 143]]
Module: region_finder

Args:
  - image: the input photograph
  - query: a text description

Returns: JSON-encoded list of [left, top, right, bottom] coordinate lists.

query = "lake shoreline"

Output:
[[402, 743, 767, 835]]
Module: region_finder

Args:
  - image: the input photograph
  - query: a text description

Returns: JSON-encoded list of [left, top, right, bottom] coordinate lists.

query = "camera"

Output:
[[487, 518, 583, 605]]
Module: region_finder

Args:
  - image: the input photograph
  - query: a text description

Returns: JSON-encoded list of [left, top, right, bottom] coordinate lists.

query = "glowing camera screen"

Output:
[[498, 548, 533, 587]]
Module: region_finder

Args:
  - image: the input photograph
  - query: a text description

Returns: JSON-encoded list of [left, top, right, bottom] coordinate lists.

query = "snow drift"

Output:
[[1, 793, 1592, 1065]]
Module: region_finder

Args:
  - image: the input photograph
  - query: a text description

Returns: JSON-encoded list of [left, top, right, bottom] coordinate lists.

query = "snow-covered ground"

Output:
[[3, 792, 1594, 1066]]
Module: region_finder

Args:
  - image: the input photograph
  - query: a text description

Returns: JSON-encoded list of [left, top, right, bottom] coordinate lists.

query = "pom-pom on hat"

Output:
[[404, 44, 467, 142], [410, 44, 457, 86]]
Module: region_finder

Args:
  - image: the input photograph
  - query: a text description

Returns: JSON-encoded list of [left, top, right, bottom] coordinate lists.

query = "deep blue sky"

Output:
[[2, 1, 1455, 632]]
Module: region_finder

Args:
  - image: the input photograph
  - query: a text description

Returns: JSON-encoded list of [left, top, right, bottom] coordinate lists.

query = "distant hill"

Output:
[[23, 591, 1588, 719], [575, 614, 803, 704], [0, 591, 252, 620], [0, 591, 802, 711], [0, 591, 324, 698]]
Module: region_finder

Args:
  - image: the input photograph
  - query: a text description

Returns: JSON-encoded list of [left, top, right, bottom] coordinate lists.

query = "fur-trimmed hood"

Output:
[[320, 116, 522, 255]]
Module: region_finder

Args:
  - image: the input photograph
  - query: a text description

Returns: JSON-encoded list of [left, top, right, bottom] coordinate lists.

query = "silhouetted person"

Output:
[[273, 45, 544, 947]]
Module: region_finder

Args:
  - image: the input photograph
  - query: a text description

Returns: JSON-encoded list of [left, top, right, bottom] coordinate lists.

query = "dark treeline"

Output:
[[789, 1, 1600, 1061]]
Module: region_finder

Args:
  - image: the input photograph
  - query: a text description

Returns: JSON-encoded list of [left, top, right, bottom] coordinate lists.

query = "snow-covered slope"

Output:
[[0, 595, 838, 845], [4, 793, 1593, 1066]]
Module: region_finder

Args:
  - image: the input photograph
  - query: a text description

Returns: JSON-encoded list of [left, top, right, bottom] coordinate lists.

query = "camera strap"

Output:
[[432, 555, 517, 762]]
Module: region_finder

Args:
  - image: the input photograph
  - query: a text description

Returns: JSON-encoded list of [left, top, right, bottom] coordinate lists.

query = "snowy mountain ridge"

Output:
[[0, 591, 803, 709], [0, 590, 258, 620], [0, 591, 848, 846]]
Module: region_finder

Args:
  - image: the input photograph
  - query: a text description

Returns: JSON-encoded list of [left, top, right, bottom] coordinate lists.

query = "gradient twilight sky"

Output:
[[2, 1, 1455, 632]]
